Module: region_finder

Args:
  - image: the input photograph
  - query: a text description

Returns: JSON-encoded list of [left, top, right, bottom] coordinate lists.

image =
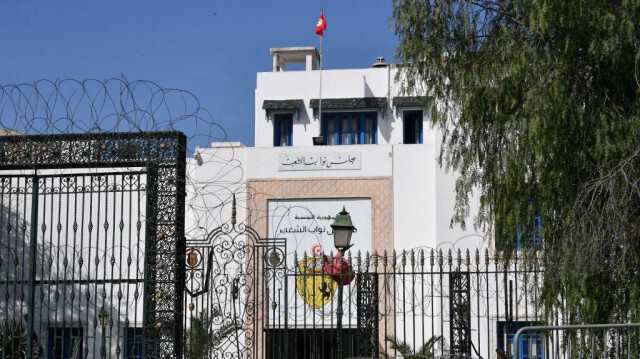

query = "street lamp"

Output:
[[98, 307, 110, 326], [330, 206, 356, 359], [98, 307, 109, 358], [331, 206, 356, 253]]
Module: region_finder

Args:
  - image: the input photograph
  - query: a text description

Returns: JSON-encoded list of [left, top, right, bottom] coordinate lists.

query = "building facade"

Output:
[[182, 47, 528, 359], [190, 47, 485, 255]]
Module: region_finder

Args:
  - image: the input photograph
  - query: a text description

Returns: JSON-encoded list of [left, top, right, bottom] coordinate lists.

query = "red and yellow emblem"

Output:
[[295, 249, 337, 309]]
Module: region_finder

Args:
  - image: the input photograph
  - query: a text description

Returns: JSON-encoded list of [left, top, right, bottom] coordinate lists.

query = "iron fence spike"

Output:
[[370, 250, 377, 270], [361, 251, 371, 272]]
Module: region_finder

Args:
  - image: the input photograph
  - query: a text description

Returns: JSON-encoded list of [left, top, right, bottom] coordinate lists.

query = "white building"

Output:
[[189, 46, 485, 256], [0, 50, 543, 359], [182, 47, 531, 359]]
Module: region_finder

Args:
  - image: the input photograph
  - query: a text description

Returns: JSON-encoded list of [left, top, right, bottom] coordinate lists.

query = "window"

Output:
[[273, 113, 293, 146], [321, 112, 377, 145], [124, 327, 144, 359], [497, 321, 543, 359], [124, 327, 159, 358], [403, 110, 423, 144], [511, 215, 542, 250], [496, 213, 543, 251], [47, 327, 82, 359]]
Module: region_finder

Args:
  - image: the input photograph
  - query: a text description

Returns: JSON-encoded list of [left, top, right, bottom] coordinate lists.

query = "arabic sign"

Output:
[[278, 152, 361, 171], [267, 198, 371, 263], [267, 198, 372, 324]]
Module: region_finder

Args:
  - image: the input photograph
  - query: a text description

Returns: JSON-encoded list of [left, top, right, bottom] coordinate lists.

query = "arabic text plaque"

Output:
[[278, 152, 362, 171]]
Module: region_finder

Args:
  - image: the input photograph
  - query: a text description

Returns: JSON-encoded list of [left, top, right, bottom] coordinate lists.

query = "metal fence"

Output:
[[514, 324, 640, 359], [272, 248, 545, 359], [0, 132, 187, 359], [2, 134, 636, 359], [183, 211, 550, 359]]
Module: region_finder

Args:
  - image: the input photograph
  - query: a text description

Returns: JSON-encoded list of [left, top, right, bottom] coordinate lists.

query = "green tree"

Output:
[[0, 321, 27, 359], [185, 312, 241, 359], [393, 0, 640, 324], [382, 335, 441, 359]]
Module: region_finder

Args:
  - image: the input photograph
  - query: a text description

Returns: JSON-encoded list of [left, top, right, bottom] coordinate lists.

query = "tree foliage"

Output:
[[383, 335, 441, 358], [185, 312, 241, 359], [393, 0, 640, 323], [0, 321, 27, 359]]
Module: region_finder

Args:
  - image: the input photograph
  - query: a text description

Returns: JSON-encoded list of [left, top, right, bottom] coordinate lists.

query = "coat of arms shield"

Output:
[[295, 256, 337, 309]]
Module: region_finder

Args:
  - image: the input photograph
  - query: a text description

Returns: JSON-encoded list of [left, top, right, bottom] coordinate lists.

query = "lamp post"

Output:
[[330, 207, 356, 359], [98, 307, 110, 359]]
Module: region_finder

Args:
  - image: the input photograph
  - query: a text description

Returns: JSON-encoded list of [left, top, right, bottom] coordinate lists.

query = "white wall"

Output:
[[392, 143, 439, 251], [188, 141, 483, 253]]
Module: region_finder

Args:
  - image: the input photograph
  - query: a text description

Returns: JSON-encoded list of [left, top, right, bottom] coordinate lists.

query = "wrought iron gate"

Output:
[[182, 198, 383, 359], [183, 196, 288, 359], [0, 132, 186, 358]]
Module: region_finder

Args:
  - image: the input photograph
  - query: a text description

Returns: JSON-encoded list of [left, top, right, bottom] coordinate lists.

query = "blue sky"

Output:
[[0, 1, 398, 147]]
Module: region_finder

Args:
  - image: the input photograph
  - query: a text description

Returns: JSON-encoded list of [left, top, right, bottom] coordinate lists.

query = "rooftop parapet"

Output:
[[270, 47, 320, 72]]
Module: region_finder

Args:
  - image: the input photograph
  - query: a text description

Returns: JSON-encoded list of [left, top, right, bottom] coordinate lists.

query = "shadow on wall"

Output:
[[364, 76, 393, 144]]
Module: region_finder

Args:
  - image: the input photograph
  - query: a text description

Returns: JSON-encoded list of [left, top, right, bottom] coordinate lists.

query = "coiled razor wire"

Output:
[[0, 77, 246, 233]]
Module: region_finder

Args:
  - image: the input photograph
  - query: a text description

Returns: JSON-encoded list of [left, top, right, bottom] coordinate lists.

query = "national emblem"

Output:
[[295, 256, 337, 308]]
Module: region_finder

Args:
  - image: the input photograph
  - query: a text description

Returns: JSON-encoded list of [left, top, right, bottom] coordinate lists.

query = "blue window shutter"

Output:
[[273, 117, 281, 146], [273, 114, 293, 147], [357, 114, 362, 144], [48, 327, 83, 359], [286, 118, 292, 146], [321, 111, 377, 145], [373, 113, 378, 144], [125, 327, 144, 359], [321, 116, 327, 144]]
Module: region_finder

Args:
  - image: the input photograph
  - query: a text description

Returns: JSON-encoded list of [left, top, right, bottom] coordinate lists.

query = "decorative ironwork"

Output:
[[183, 196, 287, 359], [0, 132, 187, 358], [450, 271, 471, 356], [180, 236, 548, 359], [0, 132, 184, 170], [356, 272, 379, 357]]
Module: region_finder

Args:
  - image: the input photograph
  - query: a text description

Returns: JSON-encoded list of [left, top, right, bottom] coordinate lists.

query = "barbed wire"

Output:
[[0, 77, 246, 233], [0, 77, 225, 150]]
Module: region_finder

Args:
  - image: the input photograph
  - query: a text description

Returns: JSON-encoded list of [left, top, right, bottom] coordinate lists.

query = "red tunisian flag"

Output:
[[315, 13, 327, 36]]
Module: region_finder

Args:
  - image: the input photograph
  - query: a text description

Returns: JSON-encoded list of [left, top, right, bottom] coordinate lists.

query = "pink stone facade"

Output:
[[246, 176, 393, 255]]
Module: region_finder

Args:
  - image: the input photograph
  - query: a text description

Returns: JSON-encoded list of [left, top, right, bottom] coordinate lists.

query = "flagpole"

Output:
[[319, 9, 323, 128]]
